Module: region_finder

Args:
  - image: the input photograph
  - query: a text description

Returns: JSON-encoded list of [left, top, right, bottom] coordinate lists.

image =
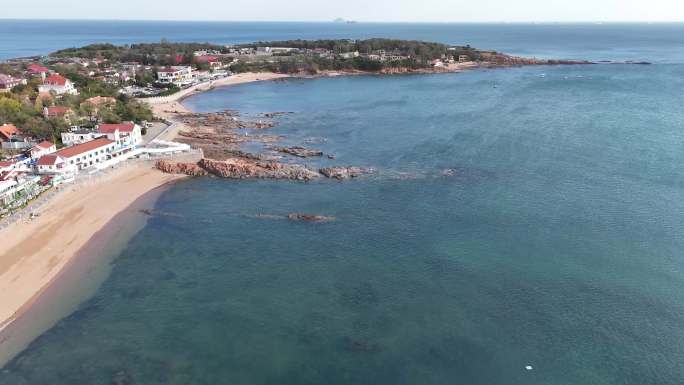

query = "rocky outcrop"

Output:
[[199, 158, 319, 181], [270, 146, 324, 158], [319, 166, 373, 180], [157, 158, 319, 181], [155, 159, 208, 176]]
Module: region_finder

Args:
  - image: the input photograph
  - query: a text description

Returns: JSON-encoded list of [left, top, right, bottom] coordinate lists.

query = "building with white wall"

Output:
[[156, 66, 194, 87], [38, 74, 78, 95]]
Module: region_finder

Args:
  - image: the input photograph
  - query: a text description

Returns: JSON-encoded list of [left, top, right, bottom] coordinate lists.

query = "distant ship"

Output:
[[333, 18, 358, 24]]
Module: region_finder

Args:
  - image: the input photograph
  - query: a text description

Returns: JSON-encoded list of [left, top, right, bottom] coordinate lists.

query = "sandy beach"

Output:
[[0, 163, 185, 334], [149, 72, 291, 141], [0, 73, 286, 334], [0, 72, 291, 366]]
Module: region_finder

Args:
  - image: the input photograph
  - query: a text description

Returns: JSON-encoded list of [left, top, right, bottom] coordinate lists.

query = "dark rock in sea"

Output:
[[111, 370, 132, 385], [319, 166, 373, 180], [261, 111, 294, 118], [270, 146, 324, 158], [139, 209, 182, 218], [441, 168, 457, 177], [287, 213, 336, 222], [342, 336, 382, 353]]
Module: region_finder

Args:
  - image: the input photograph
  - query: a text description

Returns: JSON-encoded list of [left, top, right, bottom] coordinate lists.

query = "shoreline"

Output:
[[0, 72, 289, 368], [0, 162, 188, 366], [146, 66, 483, 141]]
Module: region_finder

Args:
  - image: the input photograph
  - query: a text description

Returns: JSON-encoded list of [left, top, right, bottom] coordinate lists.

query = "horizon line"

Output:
[[2, 18, 684, 24]]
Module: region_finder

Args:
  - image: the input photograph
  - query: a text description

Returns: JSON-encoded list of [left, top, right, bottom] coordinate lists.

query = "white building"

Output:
[[96, 122, 142, 150], [38, 74, 78, 95], [61, 129, 98, 147], [51, 137, 116, 171], [29, 140, 56, 159], [36, 154, 71, 175], [157, 66, 194, 87]]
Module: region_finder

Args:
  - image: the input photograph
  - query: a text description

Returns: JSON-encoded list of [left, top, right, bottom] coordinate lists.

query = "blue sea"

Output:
[[2, 21, 684, 385]]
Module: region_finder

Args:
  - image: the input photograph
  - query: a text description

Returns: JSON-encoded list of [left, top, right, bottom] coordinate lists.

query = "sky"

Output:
[[3, 0, 684, 22]]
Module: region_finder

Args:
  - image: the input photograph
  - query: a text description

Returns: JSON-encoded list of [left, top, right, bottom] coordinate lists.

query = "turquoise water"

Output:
[[3, 25, 684, 384]]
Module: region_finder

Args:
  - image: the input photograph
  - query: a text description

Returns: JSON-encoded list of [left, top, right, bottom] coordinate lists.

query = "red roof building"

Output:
[[34, 140, 54, 149], [55, 137, 114, 159], [36, 154, 59, 166], [44, 74, 67, 86], [43, 106, 74, 120], [26, 64, 49, 75], [0, 124, 21, 141]]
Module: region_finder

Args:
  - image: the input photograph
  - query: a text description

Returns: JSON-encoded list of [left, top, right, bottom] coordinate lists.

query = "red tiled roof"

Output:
[[37, 154, 60, 166], [98, 122, 135, 133], [34, 140, 55, 149], [44, 74, 67, 86], [195, 55, 219, 63], [0, 161, 15, 168], [0, 124, 21, 140], [27, 64, 48, 74], [46, 106, 71, 115], [55, 138, 114, 159]]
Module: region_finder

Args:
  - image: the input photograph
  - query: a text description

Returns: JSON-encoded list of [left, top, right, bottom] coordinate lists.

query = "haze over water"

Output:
[[3, 21, 684, 384]]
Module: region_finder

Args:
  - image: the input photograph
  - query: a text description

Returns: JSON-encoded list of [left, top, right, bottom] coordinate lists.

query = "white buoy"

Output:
[[525, 365, 534, 371]]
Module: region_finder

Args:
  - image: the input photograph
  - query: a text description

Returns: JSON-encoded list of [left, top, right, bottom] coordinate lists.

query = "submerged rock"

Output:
[[287, 213, 336, 222], [270, 146, 324, 158], [319, 166, 373, 180], [441, 168, 457, 177]]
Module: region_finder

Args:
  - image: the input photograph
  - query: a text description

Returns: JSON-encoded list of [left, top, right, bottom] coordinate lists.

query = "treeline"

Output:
[[239, 38, 479, 60], [51, 41, 228, 66]]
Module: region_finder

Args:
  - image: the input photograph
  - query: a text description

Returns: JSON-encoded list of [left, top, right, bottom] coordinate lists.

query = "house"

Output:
[[35, 154, 71, 174], [97, 122, 142, 150], [194, 56, 224, 70], [38, 74, 78, 95], [0, 124, 21, 142], [30, 140, 57, 159], [0, 74, 26, 92], [80, 96, 117, 117], [61, 129, 99, 146], [0, 124, 32, 150], [43, 106, 75, 122], [26, 64, 49, 79], [458, 55, 471, 62], [52, 137, 115, 171], [156, 66, 194, 87]]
